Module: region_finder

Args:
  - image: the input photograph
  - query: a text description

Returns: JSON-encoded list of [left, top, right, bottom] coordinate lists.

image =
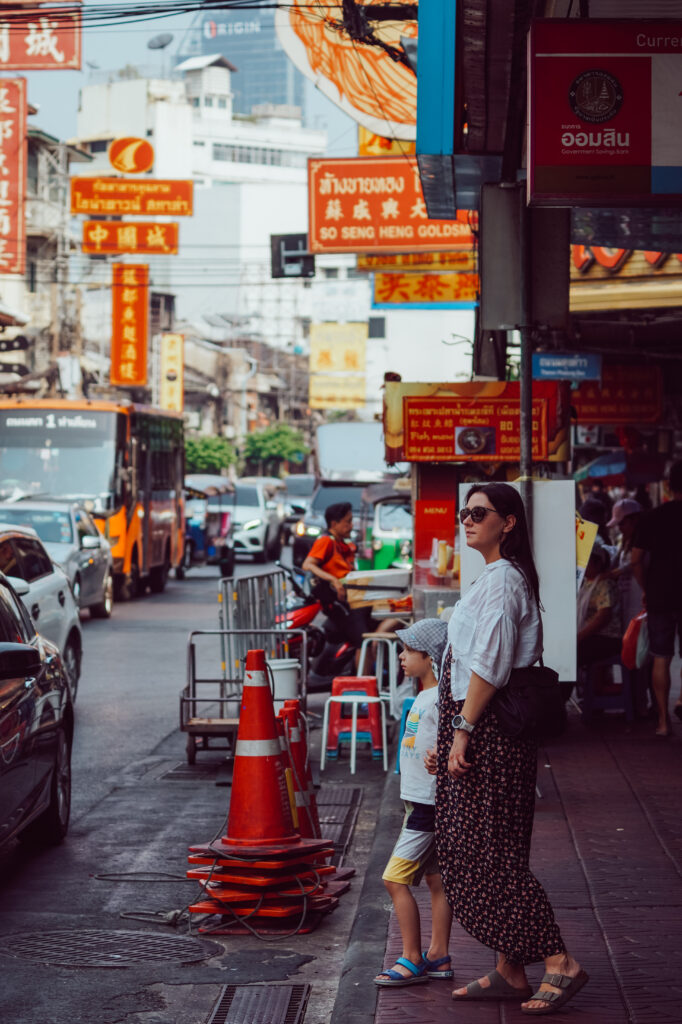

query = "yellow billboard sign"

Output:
[[309, 374, 365, 410], [160, 333, 184, 412], [310, 322, 367, 374]]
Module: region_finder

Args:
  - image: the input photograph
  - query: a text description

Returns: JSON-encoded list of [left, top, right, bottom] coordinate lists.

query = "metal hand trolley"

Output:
[[180, 627, 308, 764]]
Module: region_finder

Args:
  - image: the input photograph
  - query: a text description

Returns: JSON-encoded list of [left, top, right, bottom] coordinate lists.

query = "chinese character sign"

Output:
[[309, 322, 367, 410], [308, 157, 475, 253], [373, 271, 479, 307], [111, 264, 148, 387], [0, 78, 27, 275], [160, 333, 184, 412], [529, 20, 682, 205], [0, 9, 81, 70], [571, 363, 661, 424], [82, 221, 179, 255]]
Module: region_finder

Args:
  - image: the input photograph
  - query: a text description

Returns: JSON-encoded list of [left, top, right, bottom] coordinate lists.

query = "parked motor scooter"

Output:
[[275, 562, 356, 690]]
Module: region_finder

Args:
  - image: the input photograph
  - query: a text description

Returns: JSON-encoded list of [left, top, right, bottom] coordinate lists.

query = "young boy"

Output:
[[374, 619, 453, 987]]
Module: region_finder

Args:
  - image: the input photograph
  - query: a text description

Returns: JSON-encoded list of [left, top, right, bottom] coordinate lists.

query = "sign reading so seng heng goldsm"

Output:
[[529, 20, 682, 205], [308, 156, 474, 253]]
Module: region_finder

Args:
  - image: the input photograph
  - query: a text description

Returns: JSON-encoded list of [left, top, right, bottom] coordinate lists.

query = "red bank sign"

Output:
[[529, 20, 682, 205]]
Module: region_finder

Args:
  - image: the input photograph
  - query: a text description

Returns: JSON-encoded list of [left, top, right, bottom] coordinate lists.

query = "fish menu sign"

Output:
[[529, 20, 682, 205]]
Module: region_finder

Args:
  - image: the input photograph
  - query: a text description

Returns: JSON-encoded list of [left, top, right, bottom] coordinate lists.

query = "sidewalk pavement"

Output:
[[329, 699, 682, 1024]]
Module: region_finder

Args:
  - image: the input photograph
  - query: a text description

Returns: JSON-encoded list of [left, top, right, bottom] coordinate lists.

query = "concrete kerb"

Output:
[[330, 768, 404, 1024]]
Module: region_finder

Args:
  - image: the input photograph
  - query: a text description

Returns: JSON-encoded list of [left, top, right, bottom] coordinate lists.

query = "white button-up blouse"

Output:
[[446, 558, 542, 701]]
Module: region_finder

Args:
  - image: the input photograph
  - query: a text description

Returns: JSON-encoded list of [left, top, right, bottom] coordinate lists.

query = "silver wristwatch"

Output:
[[452, 714, 475, 734]]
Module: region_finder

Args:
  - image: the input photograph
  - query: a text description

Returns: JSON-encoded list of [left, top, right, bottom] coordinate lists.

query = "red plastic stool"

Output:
[[325, 676, 384, 760]]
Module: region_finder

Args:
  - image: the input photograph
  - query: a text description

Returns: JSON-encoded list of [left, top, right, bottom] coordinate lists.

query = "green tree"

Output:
[[185, 434, 236, 475], [243, 423, 309, 475]]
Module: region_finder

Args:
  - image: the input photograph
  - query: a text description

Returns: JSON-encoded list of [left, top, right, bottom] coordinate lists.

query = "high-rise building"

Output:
[[177, 8, 305, 118]]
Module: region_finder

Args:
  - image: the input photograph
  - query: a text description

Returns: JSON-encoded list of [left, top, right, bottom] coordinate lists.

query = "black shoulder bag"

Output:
[[491, 594, 567, 746]]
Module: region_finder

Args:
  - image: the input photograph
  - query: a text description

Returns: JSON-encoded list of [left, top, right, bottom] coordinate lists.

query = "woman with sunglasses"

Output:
[[435, 483, 587, 1015]]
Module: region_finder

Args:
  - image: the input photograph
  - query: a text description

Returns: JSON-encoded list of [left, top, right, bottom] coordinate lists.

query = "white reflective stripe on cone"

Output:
[[289, 727, 301, 742], [244, 672, 270, 687], [235, 738, 282, 757]]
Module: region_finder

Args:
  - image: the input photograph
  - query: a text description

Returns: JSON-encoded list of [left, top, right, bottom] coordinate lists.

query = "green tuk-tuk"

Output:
[[357, 480, 412, 571]]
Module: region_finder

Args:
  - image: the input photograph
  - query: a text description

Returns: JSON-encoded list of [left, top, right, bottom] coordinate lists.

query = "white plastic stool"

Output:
[[320, 695, 388, 774], [357, 632, 414, 719]]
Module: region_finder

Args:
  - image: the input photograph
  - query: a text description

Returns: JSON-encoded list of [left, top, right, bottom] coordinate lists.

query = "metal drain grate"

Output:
[[207, 984, 310, 1024], [316, 785, 362, 864], [161, 762, 223, 781], [1, 930, 223, 969]]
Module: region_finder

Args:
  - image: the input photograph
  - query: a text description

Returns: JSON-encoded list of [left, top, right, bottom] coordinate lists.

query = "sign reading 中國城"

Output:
[[82, 221, 178, 255], [529, 19, 682, 205], [0, 9, 81, 70], [0, 78, 26, 275], [308, 157, 475, 253], [71, 178, 193, 216], [532, 352, 602, 381], [110, 264, 148, 387]]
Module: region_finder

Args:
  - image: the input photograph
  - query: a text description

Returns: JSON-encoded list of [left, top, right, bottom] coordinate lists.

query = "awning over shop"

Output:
[[0, 300, 28, 327], [575, 451, 665, 486]]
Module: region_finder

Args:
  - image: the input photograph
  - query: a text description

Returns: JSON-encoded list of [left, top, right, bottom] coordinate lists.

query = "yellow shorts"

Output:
[[382, 801, 439, 886]]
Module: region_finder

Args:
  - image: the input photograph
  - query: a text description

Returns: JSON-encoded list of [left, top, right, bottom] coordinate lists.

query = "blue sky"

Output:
[[23, 8, 355, 153]]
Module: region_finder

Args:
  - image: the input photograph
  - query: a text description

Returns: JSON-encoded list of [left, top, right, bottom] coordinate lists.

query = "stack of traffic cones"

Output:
[[187, 650, 351, 935]]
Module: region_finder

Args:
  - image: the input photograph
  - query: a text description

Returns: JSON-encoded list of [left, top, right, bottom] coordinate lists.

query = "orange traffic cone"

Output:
[[280, 700, 321, 839], [190, 649, 333, 860]]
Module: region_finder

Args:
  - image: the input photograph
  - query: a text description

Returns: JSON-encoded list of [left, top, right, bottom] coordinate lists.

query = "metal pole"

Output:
[[518, 190, 533, 537]]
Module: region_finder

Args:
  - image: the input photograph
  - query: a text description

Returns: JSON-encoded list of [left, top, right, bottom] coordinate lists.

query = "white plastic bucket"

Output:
[[266, 658, 301, 712]]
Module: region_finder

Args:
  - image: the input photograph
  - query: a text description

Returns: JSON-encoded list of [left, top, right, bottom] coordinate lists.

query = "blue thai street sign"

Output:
[[532, 352, 602, 381]]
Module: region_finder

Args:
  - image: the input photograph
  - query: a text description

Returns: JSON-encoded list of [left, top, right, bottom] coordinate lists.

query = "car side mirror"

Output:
[[0, 642, 41, 680], [6, 574, 30, 597], [290, 502, 305, 514], [81, 535, 101, 550]]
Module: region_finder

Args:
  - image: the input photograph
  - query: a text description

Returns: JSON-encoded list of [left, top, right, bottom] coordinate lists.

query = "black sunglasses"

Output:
[[458, 506, 503, 524]]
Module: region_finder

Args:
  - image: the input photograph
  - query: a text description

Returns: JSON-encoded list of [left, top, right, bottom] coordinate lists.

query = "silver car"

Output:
[[0, 523, 83, 698], [0, 499, 113, 618]]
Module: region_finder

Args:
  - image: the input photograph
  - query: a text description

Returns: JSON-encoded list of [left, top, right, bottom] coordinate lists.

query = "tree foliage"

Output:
[[185, 434, 236, 475], [243, 423, 309, 474]]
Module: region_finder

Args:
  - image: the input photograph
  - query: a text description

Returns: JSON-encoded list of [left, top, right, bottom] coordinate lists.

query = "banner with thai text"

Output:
[[110, 264, 148, 387], [71, 178, 193, 216]]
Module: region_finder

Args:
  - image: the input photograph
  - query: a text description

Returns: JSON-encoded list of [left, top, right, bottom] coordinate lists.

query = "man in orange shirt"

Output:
[[303, 502, 400, 664]]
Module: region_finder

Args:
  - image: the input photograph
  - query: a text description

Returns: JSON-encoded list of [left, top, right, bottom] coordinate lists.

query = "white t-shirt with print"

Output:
[[399, 685, 439, 806]]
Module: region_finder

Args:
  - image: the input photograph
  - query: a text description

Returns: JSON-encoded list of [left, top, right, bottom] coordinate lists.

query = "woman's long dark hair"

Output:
[[464, 483, 541, 607]]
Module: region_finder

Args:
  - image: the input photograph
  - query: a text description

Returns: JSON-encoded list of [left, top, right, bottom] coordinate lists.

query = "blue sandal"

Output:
[[422, 953, 454, 979], [374, 956, 429, 986]]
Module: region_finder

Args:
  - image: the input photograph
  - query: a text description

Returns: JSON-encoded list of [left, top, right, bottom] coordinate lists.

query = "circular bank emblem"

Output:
[[108, 137, 154, 174], [569, 70, 623, 124]]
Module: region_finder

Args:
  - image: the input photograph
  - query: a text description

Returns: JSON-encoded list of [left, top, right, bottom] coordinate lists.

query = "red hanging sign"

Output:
[[0, 78, 26, 275], [110, 264, 148, 387], [0, 9, 81, 70]]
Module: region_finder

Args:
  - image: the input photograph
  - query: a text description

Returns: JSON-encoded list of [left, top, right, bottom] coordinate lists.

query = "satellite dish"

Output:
[[147, 33, 174, 51]]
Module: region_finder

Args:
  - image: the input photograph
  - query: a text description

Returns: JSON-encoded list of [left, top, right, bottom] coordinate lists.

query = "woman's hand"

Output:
[[448, 730, 472, 778], [424, 747, 437, 775], [333, 580, 346, 600]]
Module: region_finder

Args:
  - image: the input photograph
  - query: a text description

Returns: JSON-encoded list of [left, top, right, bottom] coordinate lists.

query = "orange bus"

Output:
[[0, 398, 184, 599]]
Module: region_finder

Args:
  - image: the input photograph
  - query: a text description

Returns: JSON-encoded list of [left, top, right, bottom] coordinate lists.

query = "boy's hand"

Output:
[[424, 747, 437, 775]]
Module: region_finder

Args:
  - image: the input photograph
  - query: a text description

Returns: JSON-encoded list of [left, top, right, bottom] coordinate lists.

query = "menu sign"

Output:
[[0, 78, 26, 275], [110, 264, 148, 387], [529, 19, 682, 205], [403, 396, 548, 462], [308, 157, 474, 253]]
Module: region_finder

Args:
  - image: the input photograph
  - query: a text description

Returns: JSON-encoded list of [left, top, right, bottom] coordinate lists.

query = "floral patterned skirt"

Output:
[[435, 648, 565, 965]]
